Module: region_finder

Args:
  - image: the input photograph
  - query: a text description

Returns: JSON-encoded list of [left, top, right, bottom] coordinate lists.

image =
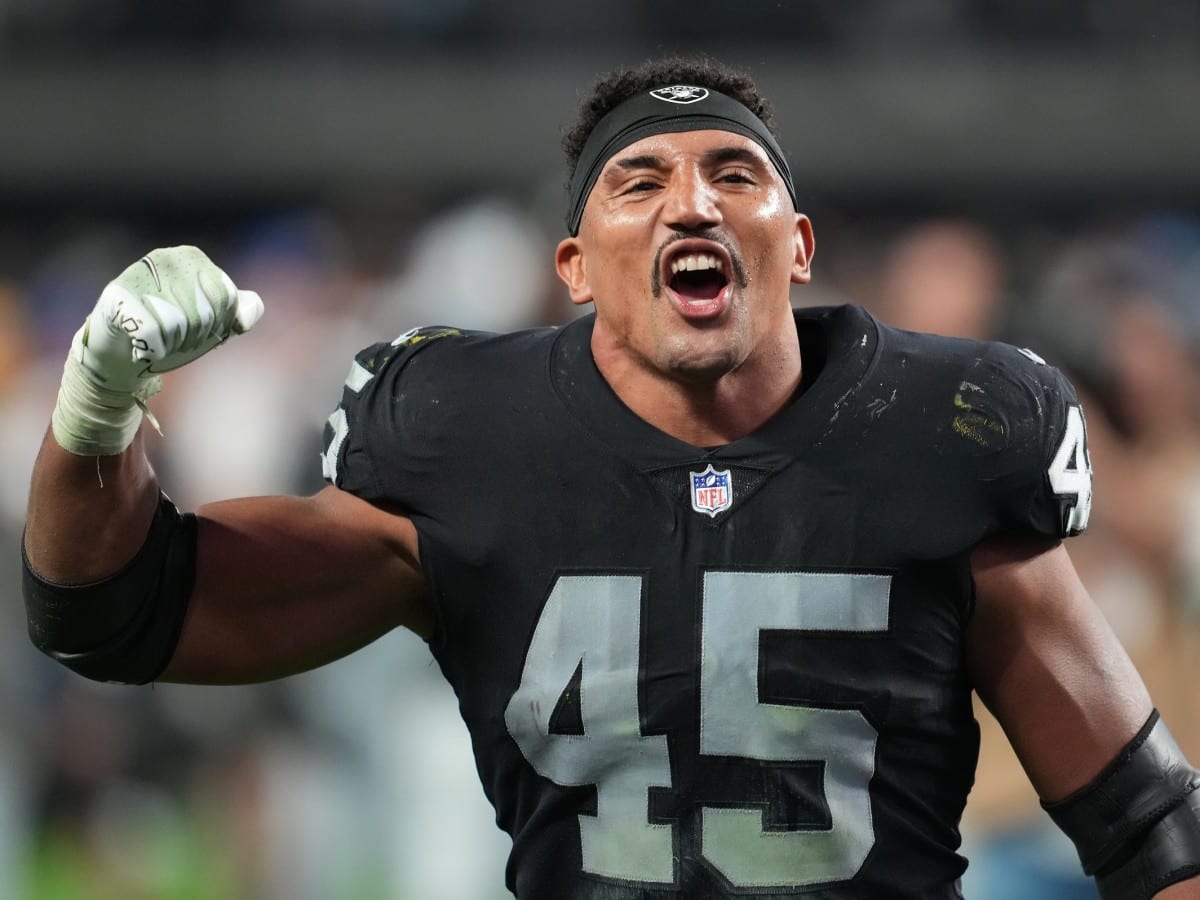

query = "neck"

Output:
[[590, 318, 803, 447]]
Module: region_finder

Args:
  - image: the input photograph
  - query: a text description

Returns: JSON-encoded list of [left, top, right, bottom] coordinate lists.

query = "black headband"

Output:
[[566, 85, 798, 236]]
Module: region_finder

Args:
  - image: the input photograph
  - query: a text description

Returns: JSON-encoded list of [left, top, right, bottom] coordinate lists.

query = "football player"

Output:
[[23, 57, 1200, 898]]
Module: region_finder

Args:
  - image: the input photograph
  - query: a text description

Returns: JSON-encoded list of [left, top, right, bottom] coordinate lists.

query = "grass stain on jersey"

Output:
[[392, 325, 461, 348], [951, 381, 1006, 448]]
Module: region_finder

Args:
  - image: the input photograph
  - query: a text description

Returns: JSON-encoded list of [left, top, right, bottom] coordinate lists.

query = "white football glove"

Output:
[[52, 245, 264, 455]]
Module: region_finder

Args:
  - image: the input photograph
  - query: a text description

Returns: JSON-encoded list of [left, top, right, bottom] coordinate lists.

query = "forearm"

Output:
[[968, 536, 1152, 798], [24, 426, 160, 583], [970, 537, 1200, 899], [24, 246, 261, 582], [20, 246, 276, 686]]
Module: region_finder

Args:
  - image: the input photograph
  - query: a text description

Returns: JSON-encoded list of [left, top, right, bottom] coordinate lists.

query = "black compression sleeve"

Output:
[[22, 492, 197, 685], [1095, 791, 1200, 900], [1043, 711, 1200, 900]]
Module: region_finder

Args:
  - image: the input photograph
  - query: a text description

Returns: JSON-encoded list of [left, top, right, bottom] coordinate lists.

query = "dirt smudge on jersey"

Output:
[[951, 380, 1006, 448]]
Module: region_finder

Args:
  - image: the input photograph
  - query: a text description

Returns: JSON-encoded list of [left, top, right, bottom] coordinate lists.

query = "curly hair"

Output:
[[562, 56, 778, 175]]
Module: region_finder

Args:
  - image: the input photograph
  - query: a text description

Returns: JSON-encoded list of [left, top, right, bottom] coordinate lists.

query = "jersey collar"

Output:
[[549, 305, 882, 467]]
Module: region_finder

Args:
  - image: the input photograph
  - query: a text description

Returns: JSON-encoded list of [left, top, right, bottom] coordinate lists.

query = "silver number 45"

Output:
[[504, 570, 889, 889]]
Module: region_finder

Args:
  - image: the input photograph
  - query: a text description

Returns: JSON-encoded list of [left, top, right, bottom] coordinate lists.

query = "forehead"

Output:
[[599, 129, 773, 175]]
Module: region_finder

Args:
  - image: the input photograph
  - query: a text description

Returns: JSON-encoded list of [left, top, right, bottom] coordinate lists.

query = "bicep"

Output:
[[966, 534, 1152, 801], [162, 485, 431, 684]]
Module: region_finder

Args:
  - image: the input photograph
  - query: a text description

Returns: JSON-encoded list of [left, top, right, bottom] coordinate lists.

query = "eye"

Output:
[[625, 179, 661, 194], [716, 169, 756, 185]]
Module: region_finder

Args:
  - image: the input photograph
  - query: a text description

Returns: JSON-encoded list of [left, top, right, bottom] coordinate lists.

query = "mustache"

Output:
[[650, 230, 748, 297]]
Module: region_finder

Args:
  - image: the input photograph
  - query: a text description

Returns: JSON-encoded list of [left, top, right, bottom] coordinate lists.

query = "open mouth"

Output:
[[668, 252, 729, 301]]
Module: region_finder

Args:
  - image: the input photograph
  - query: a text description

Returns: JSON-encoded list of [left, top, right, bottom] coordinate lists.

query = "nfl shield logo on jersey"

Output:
[[690, 464, 733, 517]]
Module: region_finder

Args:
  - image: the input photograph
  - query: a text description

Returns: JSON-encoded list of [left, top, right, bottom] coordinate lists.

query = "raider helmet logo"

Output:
[[650, 85, 710, 104], [690, 464, 733, 517]]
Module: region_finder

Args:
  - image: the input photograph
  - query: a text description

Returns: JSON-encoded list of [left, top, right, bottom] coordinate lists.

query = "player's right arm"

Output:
[[22, 247, 432, 686]]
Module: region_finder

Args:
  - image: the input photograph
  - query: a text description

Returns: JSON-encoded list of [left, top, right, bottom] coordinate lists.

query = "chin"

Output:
[[653, 324, 744, 381], [663, 347, 742, 384]]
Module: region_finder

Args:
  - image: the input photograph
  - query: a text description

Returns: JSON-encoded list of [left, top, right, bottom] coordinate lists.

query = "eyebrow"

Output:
[[611, 153, 669, 173], [702, 145, 769, 168]]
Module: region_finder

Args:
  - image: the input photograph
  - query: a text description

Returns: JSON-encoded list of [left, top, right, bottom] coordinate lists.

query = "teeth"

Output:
[[670, 254, 724, 275]]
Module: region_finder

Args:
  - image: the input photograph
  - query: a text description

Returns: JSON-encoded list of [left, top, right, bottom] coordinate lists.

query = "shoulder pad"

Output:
[[965, 341, 1093, 537], [320, 325, 465, 496]]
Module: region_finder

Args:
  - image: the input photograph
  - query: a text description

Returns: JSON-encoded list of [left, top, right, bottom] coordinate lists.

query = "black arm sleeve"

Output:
[[1043, 711, 1200, 900], [22, 492, 197, 685]]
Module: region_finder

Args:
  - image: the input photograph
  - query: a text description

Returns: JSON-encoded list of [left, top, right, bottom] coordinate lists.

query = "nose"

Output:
[[662, 168, 722, 231]]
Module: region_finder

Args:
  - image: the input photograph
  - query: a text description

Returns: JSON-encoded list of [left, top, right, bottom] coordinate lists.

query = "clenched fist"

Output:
[[52, 246, 264, 455]]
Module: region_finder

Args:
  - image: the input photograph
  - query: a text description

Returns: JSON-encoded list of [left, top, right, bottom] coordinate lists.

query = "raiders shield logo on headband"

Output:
[[650, 85, 710, 104]]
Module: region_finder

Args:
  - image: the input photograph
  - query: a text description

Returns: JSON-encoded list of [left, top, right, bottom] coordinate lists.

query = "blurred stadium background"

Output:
[[2, 3, 1200, 898]]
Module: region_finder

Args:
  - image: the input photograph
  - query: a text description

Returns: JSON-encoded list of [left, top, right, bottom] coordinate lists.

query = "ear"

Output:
[[791, 214, 815, 285], [555, 237, 593, 306]]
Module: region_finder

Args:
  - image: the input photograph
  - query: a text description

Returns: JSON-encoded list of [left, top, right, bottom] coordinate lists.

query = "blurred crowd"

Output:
[[2, 192, 1200, 899]]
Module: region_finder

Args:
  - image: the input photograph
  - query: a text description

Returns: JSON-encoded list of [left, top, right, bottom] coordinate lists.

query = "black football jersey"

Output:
[[321, 305, 1092, 899]]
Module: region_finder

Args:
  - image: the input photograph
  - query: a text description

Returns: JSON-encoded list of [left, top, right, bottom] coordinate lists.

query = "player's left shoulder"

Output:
[[975, 339, 1078, 408], [949, 338, 1092, 537], [865, 317, 1092, 538], [876, 321, 1080, 458], [956, 339, 1085, 462]]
